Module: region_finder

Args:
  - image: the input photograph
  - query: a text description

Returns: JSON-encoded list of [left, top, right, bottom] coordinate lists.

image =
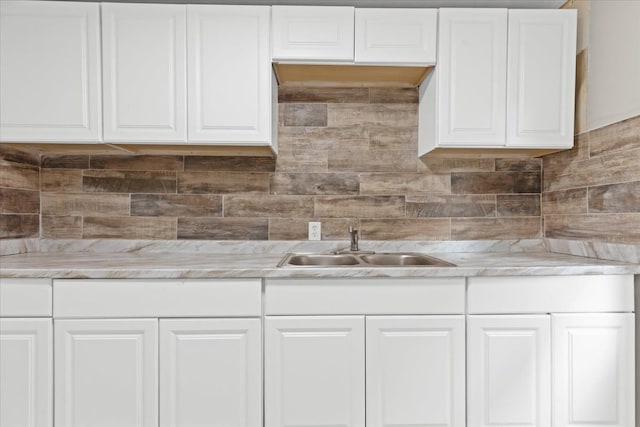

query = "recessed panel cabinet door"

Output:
[[0, 1, 101, 142], [159, 318, 262, 427], [438, 9, 508, 146], [54, 319, 158, 427], [366, 316, 465, 427], [467, 315, 551, 427], [506, 10, 577, 148], [0, 319, 52, 427], [552, 314, 635, 427], [102, 3, 187, 142], [187, 5, 271, 143], [265, 316, 365, 427]]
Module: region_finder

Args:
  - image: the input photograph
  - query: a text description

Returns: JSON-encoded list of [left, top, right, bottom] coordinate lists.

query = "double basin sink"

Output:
[[278, 252, 455, 267]]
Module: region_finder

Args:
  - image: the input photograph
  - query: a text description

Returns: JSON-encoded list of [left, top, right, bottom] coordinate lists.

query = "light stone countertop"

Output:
[[1, 240, 638, 278]]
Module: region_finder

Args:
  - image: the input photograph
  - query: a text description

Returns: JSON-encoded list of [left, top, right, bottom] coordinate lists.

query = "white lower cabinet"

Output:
[[0, 318, 52, 427], [366, 316, 465, 427], [553, 313, 635, 427], [467, 315, 551, 427], [265, 316, 366, 427], [159, 318, 262, 427], [54, 319, 159, 427]]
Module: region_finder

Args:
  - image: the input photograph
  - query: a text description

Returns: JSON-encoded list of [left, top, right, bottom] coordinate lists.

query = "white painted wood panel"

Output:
[[271, 6, 355, 61], [0, 279, 52, 317], [0, 1, 101, 142], [265, 316, 365, 427], [366, 316, 465, 427], [0, 319, 52, 427], [355, 9, 437, 65], [102, 3, 187, 142], [468, 275, 634, 314], [553, 314, 635, 427], [187, 5, 271, 144], [506, 10, 577, 148], [437, 9, 508, 146], [54, 319, 158, 427], [53, 279, 262, 318], [160, 318, 262, 427], [265, 278, 465, 315]]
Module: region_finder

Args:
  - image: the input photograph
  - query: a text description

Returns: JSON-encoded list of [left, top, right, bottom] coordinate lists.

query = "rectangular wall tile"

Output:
[[278, 125, 368, 145], [360, 173, 449, 195], [41, 216, 82, 239], [544, 214, 640, 245], [588, 181, 640, 213], [41, 193, 130, 217], [271, 173, 359, 195], [495, 158, 541, 172], [90, 155, 183, 171], [329, 150, 417, 173], [420, 158, 495, 173], [83, 217, 176, 239], [315, 196, 405, 218], [178, 218, 268, 240], [131, 194, 222, 217], [0, 161, 39, 190], [360, 218, 450, 240], [0, 214, 39, 238], [282, 104, 327, 127], [327, 104, 417, 127], [0, 145, 39, 166], [369, 88, 418, 104], [452, 217, 541, 240], [268, 218, 355, 240], [274, 150, 328, 173], [452, 172, 541, 194], [41, 154, 89, 169], [496, 195, 540, 217], [40, 169, 82, 193], [178, 172, 269, 194], [83, 170, 177, 194], [0, 188, 39, 214], [407, 195, 496, 218], [542, 188, 588, 215], [368, 126, 417, 150], [279, 87, 369, 103], [224, 195, 314, 218], [184, 156, 275, 172], [588, 115, 640, 158]]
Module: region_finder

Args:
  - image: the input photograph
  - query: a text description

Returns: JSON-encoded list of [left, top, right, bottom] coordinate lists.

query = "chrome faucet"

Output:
[[349, 226, 359, 252]]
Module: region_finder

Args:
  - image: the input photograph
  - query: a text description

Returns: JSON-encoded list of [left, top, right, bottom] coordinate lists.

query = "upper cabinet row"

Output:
[[272, 6, 438, 65], [0, 1, 274, 147]]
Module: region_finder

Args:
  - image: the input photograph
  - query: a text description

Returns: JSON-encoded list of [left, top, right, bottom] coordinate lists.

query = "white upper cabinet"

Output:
[[187, 5, 272, 144], [0, 1, 101, 142], [507, 10, 577, 148], [102, 3, 187, 142], [437, 9, 508, 146], [355, 9, 437, 65], [272, 6, 355, 62]]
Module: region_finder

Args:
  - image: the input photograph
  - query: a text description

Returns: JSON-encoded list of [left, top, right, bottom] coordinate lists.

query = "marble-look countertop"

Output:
[[1, 243, 638, 278]]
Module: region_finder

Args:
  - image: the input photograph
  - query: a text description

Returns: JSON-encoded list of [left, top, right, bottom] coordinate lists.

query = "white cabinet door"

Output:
[[0, 1, 101, 142], [187, 5, 271, 144], [437, 9, 508, 147], [102, 4, 187, 142], [159, 318, 262, 427], [506, 10, 577, 149], [553, 314, 635, 427], [366, 316, 465, 427], [54, 319, 158, 427], [467, 315, 551, 427], [355, 9, 437, 65], [0, 319, 52, 427], [265, 316, 365, 427], [271, 6, 355, 61]]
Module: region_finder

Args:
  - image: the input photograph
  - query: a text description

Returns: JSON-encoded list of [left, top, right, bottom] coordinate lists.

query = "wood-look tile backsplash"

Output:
[[8, 89, 634, 242]]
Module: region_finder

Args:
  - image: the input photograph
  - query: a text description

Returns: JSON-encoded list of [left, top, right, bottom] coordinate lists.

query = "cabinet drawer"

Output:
[[265, 278, 465, 315], [53, 279, 261, 318], [468, 275, 634, 314], [0, 278, 52, 317]]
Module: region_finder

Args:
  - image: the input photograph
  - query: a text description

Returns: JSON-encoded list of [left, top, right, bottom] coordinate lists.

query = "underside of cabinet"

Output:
[[420, 147, 566, 159]]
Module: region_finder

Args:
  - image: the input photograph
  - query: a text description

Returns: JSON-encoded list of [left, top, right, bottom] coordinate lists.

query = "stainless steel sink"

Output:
[[278, 252, 454, 267]]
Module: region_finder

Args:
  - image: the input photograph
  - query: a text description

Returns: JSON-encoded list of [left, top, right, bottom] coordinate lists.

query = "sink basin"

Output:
[[278, 252, 455, 267]]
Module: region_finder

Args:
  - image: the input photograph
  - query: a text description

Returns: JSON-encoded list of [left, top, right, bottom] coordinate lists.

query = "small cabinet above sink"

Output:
[[278, 252, 455, 267]]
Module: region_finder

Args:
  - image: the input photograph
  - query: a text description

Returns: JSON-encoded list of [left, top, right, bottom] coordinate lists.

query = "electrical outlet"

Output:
[[308, 222, 321, 241]]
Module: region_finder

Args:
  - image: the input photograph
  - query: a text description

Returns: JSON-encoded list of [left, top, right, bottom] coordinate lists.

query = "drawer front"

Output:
[[53, 279, 262, 318], [0, 278, 52, 317], [468, 275, 634, 314], [265, 278, 465, 315]]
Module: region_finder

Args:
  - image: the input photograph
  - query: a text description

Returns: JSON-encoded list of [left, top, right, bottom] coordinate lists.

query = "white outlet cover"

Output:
[[308, 222, 321, 241]]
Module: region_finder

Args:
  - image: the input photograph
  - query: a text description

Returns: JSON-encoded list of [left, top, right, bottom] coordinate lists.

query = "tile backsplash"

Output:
[[0, 145, 40, 238]]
